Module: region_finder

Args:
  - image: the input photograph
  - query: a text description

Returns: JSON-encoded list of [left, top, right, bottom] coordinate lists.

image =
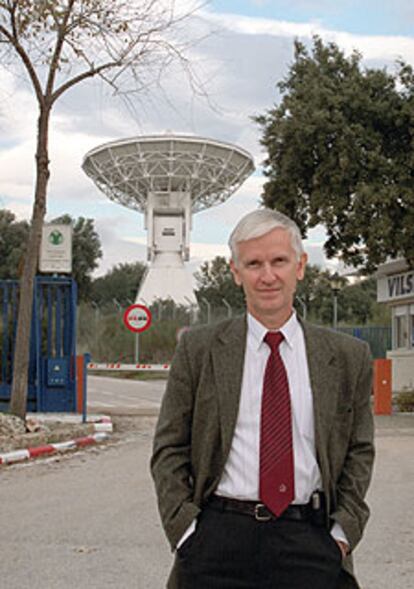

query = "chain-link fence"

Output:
[[78, 301, 391, 364]]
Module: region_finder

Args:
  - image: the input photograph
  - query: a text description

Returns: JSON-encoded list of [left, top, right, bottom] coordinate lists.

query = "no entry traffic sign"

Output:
[[123, 304, 152, 333]]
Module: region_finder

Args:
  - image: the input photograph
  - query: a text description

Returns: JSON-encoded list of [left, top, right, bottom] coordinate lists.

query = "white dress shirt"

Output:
[[217, 312, 321, 502], [177, 312, 348, 548]]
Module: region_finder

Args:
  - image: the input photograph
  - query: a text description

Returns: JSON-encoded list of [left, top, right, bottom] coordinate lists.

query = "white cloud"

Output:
[[1, 4, 413, 282], [0, 67, 38, 145], [200, 175, 264, 228], [202, 8, 414, 64]]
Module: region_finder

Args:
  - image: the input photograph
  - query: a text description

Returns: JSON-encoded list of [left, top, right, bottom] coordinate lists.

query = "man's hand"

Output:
[[336, 540, 349, 560]]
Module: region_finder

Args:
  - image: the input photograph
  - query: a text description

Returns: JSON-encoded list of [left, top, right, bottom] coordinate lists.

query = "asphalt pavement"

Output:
[[0, 376, 413, 589], [87, 375, 166, 415]]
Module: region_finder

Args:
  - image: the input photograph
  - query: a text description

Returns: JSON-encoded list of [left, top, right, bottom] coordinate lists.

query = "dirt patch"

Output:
[[0, 413, 26, 437], [0, 413, 158, 455], [0, 413, 96, 454]]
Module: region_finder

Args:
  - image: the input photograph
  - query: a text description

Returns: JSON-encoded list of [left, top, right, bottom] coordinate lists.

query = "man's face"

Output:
[[230, 227, 307, 328]]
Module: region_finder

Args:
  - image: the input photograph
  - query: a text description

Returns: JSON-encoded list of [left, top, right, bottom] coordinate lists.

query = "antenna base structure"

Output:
[[82, 134, 255, 308]]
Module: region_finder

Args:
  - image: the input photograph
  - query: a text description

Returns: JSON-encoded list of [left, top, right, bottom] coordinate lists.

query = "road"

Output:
[[0, 418, 169, 589], [357, 417, 414, 588], [87, 375, 166, 414], [1, 378, 413, 588]]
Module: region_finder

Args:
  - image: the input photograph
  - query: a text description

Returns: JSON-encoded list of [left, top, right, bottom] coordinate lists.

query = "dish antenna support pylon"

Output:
[[82, 134, 255, 308]]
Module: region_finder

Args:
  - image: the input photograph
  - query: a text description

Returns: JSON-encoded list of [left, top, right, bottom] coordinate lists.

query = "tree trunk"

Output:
[[9, 104, 51, 420]]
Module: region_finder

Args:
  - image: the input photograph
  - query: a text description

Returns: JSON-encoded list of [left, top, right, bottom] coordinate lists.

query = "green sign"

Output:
[[48, 230, 64, 246]]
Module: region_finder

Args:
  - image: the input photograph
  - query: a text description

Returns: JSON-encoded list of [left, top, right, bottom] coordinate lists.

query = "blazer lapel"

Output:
[[301, 321, 340, 459], [211, 315, 247, 458]]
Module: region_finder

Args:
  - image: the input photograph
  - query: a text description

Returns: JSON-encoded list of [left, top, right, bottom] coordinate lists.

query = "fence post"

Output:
[[373, 358, 392, 415], [222, 298, 232, 319], [201, 297, 211, 324]]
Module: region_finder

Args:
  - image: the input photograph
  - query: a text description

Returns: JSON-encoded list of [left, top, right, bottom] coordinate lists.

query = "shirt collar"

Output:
[[247, 311, 300, 351]]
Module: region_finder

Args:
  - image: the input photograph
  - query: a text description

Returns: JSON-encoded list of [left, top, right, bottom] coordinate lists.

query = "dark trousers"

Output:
[[174, 504, 343, 589]]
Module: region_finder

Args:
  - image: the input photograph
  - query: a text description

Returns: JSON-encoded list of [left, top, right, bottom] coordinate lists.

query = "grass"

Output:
[[394, 390, 414, 413]]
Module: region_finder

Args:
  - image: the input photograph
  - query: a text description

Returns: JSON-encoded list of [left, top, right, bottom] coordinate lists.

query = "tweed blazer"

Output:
[[151, 315, 374, 589]]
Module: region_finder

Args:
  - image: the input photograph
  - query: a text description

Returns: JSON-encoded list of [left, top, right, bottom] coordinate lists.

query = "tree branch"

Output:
[[50, 60, 122, 104], [45, 0, 76, 97], [0, 22, 44, 105]]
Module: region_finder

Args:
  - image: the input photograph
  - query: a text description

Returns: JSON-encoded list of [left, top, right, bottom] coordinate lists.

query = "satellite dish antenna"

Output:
[[82, 134, 255, 306]]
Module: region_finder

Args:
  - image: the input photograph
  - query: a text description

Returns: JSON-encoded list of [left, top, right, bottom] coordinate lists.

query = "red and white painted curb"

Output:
[[0, 432, 109, 466], [89, 416, 113, 433], [0, 417, 113, 466]]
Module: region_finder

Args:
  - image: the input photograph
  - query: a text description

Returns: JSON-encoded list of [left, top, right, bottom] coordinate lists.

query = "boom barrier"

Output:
[[88, 363, 170, 372]]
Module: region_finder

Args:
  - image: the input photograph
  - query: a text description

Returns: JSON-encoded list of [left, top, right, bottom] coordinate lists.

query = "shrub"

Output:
[[395, 390, 414, 413]]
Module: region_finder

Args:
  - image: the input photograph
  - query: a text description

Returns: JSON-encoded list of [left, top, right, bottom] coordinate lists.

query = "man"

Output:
[[151, 209, 374, 589]]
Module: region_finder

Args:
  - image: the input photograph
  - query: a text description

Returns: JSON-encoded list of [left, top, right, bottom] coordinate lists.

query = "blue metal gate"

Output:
[[0, 276, 77, 412]]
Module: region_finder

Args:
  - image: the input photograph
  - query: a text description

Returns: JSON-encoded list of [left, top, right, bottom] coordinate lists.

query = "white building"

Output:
[[377, 259, 414, 392]]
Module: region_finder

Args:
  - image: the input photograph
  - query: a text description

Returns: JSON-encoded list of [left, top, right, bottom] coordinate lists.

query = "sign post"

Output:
[[123, 304, 152, 364], [135, 333, 139, 364]]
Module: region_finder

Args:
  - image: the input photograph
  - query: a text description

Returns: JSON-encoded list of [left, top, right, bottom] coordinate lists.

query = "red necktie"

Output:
[[259, 331, 294, 516]]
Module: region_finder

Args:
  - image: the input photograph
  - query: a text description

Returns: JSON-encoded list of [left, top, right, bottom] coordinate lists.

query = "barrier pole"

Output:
[[373, 359, 392, 415]]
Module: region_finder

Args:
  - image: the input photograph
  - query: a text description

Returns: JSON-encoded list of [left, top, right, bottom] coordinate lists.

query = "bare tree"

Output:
[[0, 0, 206, 419]]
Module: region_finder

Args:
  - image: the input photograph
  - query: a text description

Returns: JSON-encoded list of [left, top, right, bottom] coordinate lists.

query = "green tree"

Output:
[[296, 264, 342, 324], [195, 256, 385, 326], [340, 277, 376, 325], [195, 256, 245, 311], [91, 261, 146, 307], [0, 209, 102, 297], [0, 209, 29, 278], [296, 264, 386, 325], [0, 0, 205, 418], [51, 214, 102, 300], [256, 36, 414, 272]]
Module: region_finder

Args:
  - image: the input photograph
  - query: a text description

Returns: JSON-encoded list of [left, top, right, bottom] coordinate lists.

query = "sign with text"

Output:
[[377, 270, 414, 302], [123, 304, 152, 333], [39, 224, 72, 273]]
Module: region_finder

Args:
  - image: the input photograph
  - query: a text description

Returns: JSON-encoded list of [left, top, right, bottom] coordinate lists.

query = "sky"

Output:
[[1, 0, 414, 279]]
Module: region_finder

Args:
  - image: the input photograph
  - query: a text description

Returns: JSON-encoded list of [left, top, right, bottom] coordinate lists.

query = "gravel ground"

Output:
[[0, 416, 96, 454]]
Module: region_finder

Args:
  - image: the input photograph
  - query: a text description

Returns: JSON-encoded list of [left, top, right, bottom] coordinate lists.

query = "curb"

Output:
[[88, 416, 113, 433], [0, 417, 113, 466], [0, 432, 109, 466]]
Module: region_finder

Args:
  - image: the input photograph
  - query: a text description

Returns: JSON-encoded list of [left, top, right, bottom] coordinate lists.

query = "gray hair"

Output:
[[228, 209, 304, 262]]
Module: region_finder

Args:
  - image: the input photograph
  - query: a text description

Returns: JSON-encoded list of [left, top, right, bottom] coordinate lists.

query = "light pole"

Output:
[[331, 277, 342, 330]]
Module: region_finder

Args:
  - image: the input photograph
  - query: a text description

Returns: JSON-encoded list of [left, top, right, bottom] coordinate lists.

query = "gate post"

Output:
[[373, 359, 392, 415], [76, 353, 90, 422]]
